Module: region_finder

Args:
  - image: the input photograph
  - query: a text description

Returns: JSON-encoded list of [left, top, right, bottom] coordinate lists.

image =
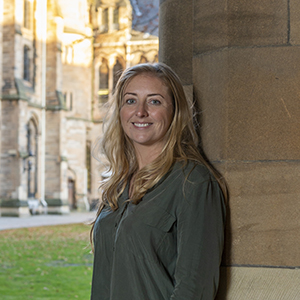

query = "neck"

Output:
[[134, 144, 163, 169]]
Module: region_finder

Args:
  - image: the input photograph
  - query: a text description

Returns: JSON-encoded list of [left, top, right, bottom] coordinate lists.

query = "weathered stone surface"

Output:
[[193, 46, 300, 162], [159, 0, 193, 85], [290, 0, 300, 45], [193, 45, 300, 268], [194, 0, 288, 54], [63, 64, 92, 120], [216, 266, 300, 300], [0, 101, 21, 198], [220, 161, 300, 267], [45, 111, 62, 198], [0, 206, 30, 217]]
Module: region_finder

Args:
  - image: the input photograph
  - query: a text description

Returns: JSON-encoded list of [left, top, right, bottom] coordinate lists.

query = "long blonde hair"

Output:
[[93, 62, 227, 215]]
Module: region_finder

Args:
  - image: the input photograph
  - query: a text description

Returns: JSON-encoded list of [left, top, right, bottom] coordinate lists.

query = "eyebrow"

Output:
[[123, 92, 165, 99]]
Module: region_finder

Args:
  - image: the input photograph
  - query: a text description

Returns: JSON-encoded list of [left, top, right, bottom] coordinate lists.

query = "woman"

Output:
[[91, 63, 226, 300]]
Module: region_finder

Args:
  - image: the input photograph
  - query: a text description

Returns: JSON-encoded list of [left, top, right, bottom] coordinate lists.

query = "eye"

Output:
[[149, 99, 161, 105], [125, 98, 136, 105]]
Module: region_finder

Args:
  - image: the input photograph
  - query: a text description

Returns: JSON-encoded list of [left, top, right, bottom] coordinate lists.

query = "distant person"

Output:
[[90, 63, 226, 300]]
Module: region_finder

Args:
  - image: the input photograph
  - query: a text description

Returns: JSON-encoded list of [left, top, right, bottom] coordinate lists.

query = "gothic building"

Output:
[[0, 0, 158, 216]]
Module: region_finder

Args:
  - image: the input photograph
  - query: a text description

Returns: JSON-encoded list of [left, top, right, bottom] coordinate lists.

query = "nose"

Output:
[[135, 102, 148, 117]]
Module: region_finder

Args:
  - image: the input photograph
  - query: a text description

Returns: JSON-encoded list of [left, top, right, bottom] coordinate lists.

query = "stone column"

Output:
[[159, 0, 193, 100], [160, 0, 300, 298], [44, 0, 69, 214]]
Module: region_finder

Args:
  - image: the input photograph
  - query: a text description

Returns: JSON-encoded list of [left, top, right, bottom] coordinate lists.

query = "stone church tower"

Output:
[[159, 0, 300, 298]]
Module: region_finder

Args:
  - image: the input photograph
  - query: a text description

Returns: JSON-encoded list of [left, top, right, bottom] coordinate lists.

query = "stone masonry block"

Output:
[[159, 0, 193, 85], [193, 46, 300, 162], [194, 0, 288, 54], [290, 0, 300, 45], [216, 266, 300, 300], [222, 161, 300, 267]]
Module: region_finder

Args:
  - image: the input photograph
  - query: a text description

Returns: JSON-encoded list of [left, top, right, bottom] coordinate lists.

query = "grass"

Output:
[[0, 223, 93, 300]]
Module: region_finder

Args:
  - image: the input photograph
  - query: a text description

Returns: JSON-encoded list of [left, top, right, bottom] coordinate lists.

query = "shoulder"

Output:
[[168, 161, 225, 218], [173, 160, 215, 184]]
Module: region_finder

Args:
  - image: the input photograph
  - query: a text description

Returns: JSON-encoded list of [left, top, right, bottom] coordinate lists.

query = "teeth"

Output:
[[133, 123, 150, 127]]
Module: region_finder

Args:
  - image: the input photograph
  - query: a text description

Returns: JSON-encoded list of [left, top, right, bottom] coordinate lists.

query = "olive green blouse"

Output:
[[91, 161, 226, 300]]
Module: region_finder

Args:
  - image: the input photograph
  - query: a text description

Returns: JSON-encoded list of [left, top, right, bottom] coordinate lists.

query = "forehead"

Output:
[[123, 73, 169, 93]]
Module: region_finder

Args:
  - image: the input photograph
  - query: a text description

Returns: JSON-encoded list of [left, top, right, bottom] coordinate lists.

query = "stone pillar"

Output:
[[44, 0, 69, 214], [160, 0, 300, 298], [159, 0, 193, 100]]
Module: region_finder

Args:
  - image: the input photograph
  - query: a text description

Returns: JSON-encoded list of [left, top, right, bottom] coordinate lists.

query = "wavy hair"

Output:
[[92, 62, 227, 219]]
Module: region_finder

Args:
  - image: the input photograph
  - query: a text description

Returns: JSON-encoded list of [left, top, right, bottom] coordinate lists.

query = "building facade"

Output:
[[1, 0, 48, 216], [0, 0, 158, 216]]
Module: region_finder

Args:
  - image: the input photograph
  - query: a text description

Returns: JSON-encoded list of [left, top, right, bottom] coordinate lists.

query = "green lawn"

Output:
[[0, 223, 93, 299]]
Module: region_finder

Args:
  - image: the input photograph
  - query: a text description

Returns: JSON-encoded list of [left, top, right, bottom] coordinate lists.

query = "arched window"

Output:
[[113, 59, 123, 90], [23, 46, 31, 82], [26, 119, 38, 198], [139, 56, 148, 64], [24, 0, 32, 29], [99, 59, 109, 103], [69, 92, 73, 110], [101, 8, 109, 33], [113, 7, 120, 30]]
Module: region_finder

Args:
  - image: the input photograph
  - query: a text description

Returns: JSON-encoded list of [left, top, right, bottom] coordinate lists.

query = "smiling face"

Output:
[[120, 74, 174, 156]]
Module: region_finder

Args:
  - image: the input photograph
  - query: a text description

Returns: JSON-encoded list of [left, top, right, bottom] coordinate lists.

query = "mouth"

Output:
[[132, 122, 151, 128]]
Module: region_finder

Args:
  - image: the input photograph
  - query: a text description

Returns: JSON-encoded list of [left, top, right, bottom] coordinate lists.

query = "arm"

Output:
[[170, 176, 226, 300]]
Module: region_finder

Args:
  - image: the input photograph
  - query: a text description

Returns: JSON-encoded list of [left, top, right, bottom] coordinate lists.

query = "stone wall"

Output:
[[159, 0, 300, 298], [59, 0, 94, 210], [65, 118, 90, 210], [2, 0, 17, 95], [1, 0, 32, 215], [0, 100, 20, 199]]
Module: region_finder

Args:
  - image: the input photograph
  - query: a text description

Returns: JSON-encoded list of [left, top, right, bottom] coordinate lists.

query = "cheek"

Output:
[[120, 108, 129, 125], [159, 110, 173, 128]]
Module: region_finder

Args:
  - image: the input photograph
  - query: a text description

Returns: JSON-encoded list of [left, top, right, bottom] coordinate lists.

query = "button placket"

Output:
[[113, 201, 129, 252]]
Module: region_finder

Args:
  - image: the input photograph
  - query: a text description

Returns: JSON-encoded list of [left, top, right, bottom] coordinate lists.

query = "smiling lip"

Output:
[[132, 122, 151, 128]]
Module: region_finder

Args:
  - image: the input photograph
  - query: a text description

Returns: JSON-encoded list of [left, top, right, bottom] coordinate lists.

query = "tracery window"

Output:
[[24, 0, 32, 29], [26, 119, 38, 198], [113, 59, 123, 90], [99, 59, 109, 103], [23, 46, 31, 82], [139, 56, 148, 64], [101, 8, 109, 33], [113, 7, 120, 30], [69, 92, 73, 110]]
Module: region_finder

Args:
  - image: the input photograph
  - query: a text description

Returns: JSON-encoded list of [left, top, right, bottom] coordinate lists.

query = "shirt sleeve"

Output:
[[170, 175, 226, 300]]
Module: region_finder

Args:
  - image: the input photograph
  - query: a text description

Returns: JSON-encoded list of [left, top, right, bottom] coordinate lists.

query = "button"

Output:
[[114, 223, 118, 228]]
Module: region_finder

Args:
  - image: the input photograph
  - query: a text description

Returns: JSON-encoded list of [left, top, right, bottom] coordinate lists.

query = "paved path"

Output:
[[0, 211, 97, 231]]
